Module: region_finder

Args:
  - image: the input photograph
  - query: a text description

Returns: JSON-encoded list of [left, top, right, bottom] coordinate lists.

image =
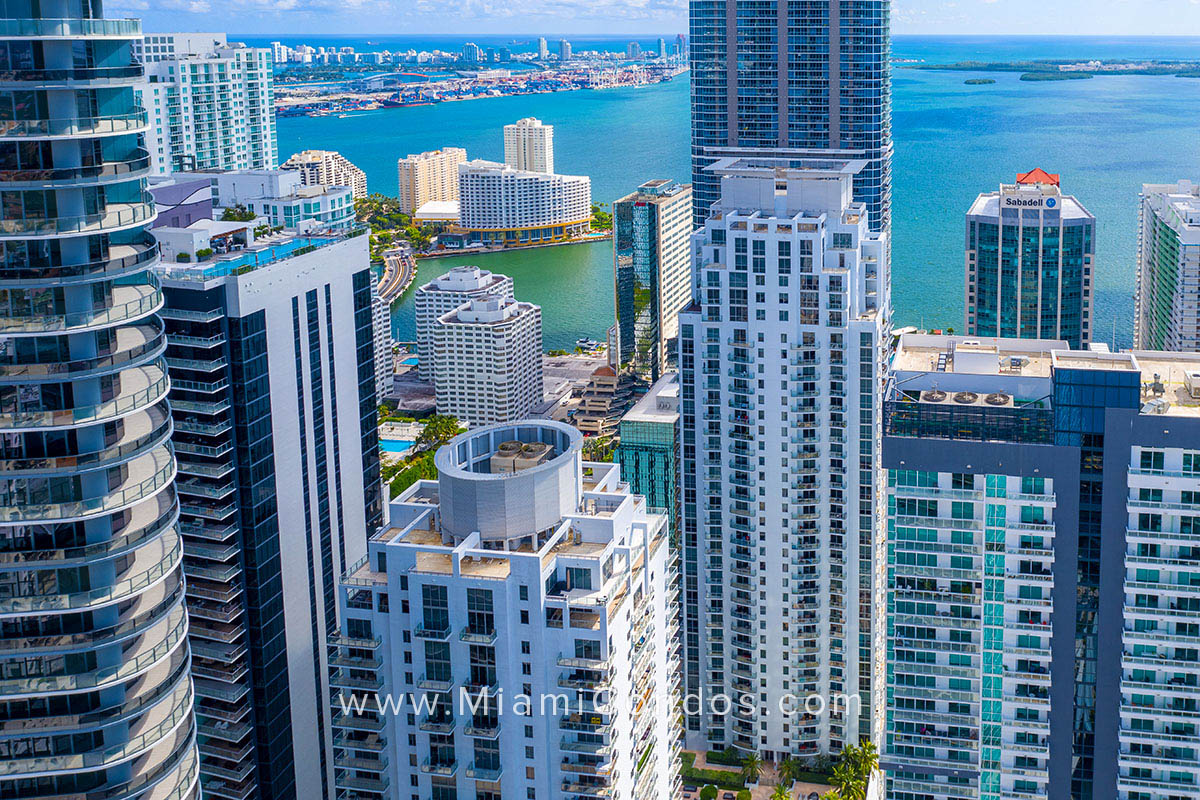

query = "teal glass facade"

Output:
[[966, 194, 1095, 349], [616, 416, 679, 539]]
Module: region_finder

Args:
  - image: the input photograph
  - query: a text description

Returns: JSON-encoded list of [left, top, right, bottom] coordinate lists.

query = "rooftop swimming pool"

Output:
[[199, 237, 337, 278]]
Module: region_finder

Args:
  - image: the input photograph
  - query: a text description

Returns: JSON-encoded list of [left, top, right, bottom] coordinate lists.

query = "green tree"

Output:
[[699, 786, 718, 800], [740, 752, 763, 784], [830, 740, 877, 800], [770, 783, 792, 800], [220, 204, 257, 222], [779, 758, 802, 786], [737, 791, 752, 800], [415, 415, 463, 451]]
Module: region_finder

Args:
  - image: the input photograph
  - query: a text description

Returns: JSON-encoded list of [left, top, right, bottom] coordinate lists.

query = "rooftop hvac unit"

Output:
[[985, 392, 1013, 407], [1186, 371, 1200, 400], [921, 389, 948, 403], [1142, 398, 1171, 415], [491, 440, 525, 473], [512, 441, 554, 471], [953, 391, 979, 404]]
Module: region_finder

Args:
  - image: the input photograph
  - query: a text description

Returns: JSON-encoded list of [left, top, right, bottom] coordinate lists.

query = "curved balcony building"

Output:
[[0, 3, 200, 800]]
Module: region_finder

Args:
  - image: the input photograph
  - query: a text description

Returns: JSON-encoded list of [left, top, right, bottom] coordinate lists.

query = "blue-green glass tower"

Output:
[[689, 0, 892, 230]]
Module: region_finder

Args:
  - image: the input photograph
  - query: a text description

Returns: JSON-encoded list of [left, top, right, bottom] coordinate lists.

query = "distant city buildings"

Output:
[[461, 41, 483, 63], [413, 265, 514, 380], [1136, 180, 1200, 351], [678, 157, 890, 753], [503, 116, 555, 174], [559, 38, 572, 62], [158, 224, 382, 799], [613, 179, 693, 381], [397, 146, 468, 215], [432, 297, 544, 426], [329, 421, 682, 800], [689, 2, 891, 229], [965, 169, 1095, 348], [617, 371, 681, 540], [880, 333, 1200, 800], [457, 159, 591, 246], [538, 36, 549, 59], [138, 32, 276, 175], [282, 148, 369, 199], [627, 41, 641, 60]]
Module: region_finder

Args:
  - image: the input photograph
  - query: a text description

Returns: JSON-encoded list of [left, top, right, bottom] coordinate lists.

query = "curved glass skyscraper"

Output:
[[0, 3, 200, 799], [689, 0, 892, 231]]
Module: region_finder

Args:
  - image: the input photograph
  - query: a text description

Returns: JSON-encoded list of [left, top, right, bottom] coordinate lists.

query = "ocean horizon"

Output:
[[269, 35, 1200, 350]]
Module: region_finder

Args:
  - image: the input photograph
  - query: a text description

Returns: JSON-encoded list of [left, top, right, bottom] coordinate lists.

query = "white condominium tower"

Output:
[[397, 147, 468, 214], [139, 34, 275, 175], [1136, 180, 1200, 352], [0, 4, 201, 799], [678, 158, 891, 759], [457, 159, 591, 247], [432, 298, 544, 427], [328, 421, 683, 800], [413, 265, 514, 380], [282, 148, 369, 199], [504, 116, 555, 174]]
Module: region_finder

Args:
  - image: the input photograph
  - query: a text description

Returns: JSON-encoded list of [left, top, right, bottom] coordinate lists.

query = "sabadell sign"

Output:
[[1003, 195, 1058, 210]]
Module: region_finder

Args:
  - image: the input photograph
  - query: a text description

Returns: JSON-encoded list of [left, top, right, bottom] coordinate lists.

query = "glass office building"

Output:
[[0, 3, 201, 798], [613, 179, 692, 382], [689, 0, 892, 230], [965, 169, 1096, 349]]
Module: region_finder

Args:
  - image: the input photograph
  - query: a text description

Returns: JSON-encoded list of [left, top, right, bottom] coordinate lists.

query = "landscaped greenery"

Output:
[[357, 194, 431, 260], [827, 741, 879, 800], [380, 415, 464, 499], [590, 202, 613, 231], [680, 752, 744, 791], [220, 204, 257, 222], [582, 435, 616, 463]]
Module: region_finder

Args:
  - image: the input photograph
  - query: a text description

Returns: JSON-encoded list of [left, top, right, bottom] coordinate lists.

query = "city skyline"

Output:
[[115, 3, 1200, 37]]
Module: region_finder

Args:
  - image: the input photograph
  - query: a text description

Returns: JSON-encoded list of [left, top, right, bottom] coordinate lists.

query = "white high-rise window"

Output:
[[503, 117, 555, 174], [329, 422, 684, 800], [678, 157, 891, 758]]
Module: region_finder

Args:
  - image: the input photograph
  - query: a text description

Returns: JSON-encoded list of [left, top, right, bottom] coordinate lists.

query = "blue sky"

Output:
[[115, 0, 1200, 37]]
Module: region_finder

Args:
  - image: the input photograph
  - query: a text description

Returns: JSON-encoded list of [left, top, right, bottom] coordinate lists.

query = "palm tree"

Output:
[[770, 783, 792, 800], [831, 758, 862, 800], [740, 752, 763, 785], [779, 758, 802, 786]]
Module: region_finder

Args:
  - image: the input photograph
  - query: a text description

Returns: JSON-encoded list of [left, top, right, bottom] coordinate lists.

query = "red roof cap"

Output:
[[1016, 168, 1060, 186]]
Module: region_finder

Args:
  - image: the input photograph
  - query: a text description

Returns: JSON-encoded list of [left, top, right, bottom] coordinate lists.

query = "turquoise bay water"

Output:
[[272, 37, 1200, 350]]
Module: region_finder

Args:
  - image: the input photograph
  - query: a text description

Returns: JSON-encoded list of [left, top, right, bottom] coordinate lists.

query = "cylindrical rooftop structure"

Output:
[[435, 420, 583, 542]]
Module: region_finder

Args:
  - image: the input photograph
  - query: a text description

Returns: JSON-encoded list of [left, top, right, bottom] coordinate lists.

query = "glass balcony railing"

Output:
[[0, 108, 148, 139]]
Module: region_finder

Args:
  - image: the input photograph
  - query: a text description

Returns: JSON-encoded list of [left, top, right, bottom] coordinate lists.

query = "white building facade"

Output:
[[282, 148, 369, 199], [373, 274, 395, 399], [329, 421, 683, 800], [503, 117, 555, 174], [139, 35, 276, 175], [457, 160, 591, 246], [432, 298, 544, 427], [678, 158, 890, 758], [413, 265, 514, 381], [193, 169, 357, 231], [1135, 181, 1200, 352]]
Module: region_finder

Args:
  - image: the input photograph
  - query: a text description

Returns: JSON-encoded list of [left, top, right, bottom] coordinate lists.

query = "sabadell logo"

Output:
[[1045, 197, 1057, 208]]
